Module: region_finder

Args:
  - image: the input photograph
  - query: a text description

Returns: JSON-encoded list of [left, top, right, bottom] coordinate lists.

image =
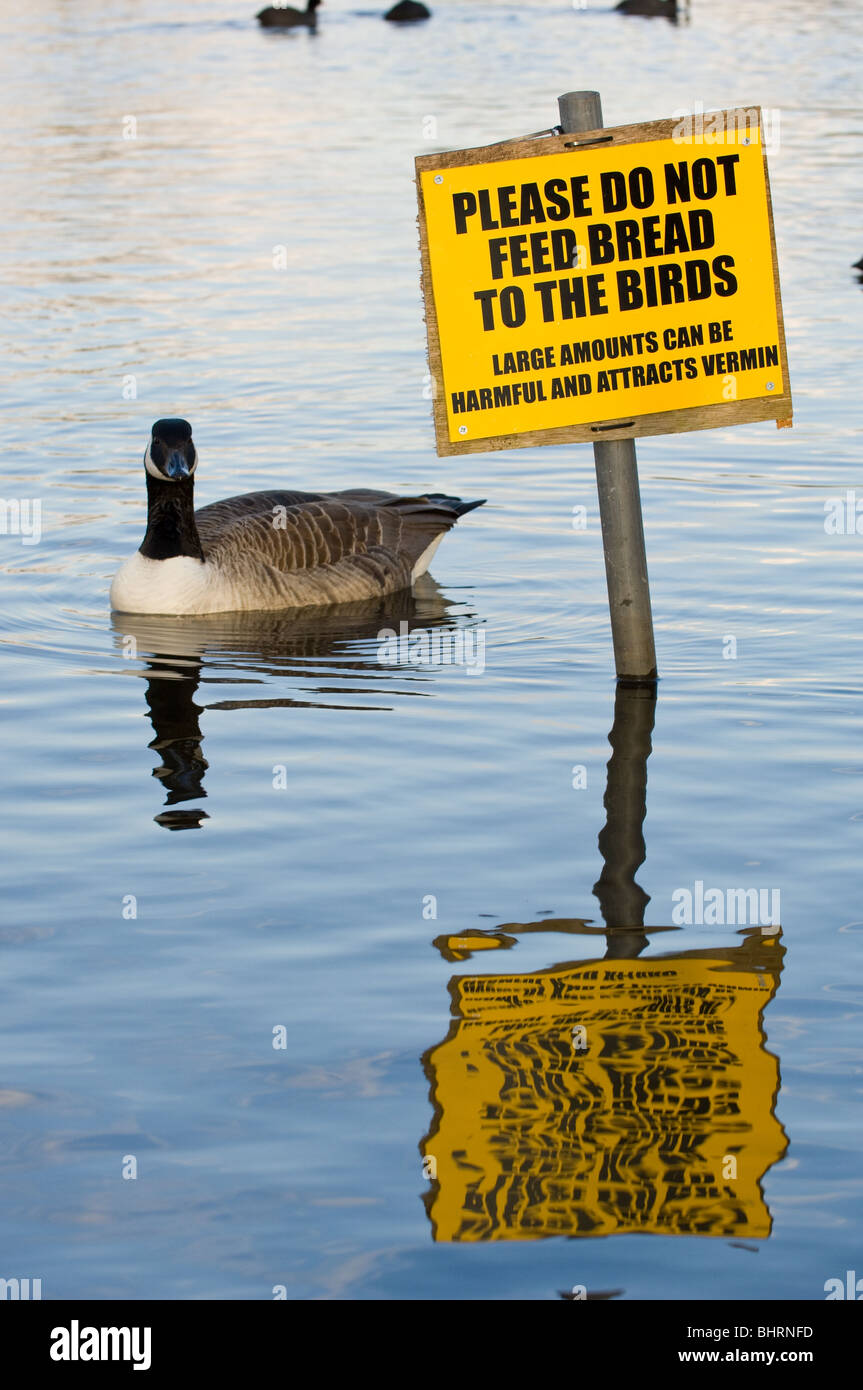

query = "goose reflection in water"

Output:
[[111, 576, 477, 830], [422, 684, 788, 1248]]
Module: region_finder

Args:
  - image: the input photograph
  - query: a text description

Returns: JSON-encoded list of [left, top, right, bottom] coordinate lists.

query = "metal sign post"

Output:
[[558, 91, 657, 683]]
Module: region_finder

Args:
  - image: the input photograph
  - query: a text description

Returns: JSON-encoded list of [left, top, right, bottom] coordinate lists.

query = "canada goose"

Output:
[[110, 420, 485, 616], [257, 0, 321, 29], [384, 1, 431, 20]]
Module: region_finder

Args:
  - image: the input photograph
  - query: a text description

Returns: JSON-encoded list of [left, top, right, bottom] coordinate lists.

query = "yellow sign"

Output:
[[421, 937, 787, 1241], [416, 111, 791, 454]]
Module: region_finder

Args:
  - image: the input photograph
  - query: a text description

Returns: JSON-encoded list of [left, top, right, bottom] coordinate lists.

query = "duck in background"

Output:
[[257, 1, 322, 29], [615, 0, 678, 17], [384, 1, 431, 19]]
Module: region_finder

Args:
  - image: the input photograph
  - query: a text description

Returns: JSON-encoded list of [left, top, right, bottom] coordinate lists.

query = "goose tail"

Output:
[[422, 493, 486, 517]]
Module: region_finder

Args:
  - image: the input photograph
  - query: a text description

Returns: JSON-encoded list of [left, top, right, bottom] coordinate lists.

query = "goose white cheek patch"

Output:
[[143, 444, 162, 480]]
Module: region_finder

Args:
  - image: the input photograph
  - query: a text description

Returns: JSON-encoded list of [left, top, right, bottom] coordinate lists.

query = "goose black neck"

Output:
[[140, 474, 204, 561]]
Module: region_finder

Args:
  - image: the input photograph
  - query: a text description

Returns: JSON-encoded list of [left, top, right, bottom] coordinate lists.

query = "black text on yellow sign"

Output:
[[416, 112, 791, 454]]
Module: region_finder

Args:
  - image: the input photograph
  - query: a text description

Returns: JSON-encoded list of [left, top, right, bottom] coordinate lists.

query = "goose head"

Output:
[[137, 418, 205, 563], [145, 418, 198, 483]]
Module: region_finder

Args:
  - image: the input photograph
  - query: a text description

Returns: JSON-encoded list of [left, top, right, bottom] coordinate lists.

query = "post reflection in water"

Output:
[[593, 683, 655, 957], [421, 686, 787, 1244], [111, 578, 474, 830]]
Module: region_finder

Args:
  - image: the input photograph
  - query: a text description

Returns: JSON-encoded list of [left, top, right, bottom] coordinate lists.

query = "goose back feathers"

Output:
[[193, 487, 480, 609], [111, 423, 484, 616]]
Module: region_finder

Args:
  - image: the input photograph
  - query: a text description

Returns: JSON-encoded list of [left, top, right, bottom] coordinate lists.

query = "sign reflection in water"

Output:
[[421, 686, 787, 1241]]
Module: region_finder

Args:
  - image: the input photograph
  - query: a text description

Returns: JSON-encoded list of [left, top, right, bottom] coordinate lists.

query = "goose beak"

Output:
[[166, 452, 191, 480]]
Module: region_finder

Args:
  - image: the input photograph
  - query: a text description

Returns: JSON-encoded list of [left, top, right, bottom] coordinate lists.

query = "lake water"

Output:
[[1, 0, 862, 1300]]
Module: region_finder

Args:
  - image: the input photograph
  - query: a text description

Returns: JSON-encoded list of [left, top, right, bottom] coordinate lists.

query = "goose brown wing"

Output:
[[194, 489, 471, 576]]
